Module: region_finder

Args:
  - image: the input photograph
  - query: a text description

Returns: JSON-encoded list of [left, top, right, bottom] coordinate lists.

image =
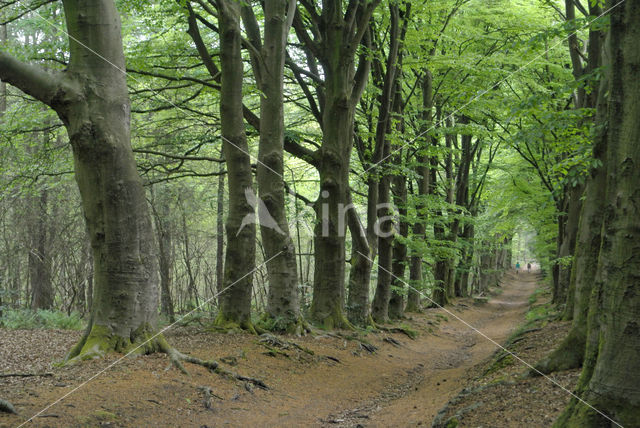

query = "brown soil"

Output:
[[0, 272, 576, 427]]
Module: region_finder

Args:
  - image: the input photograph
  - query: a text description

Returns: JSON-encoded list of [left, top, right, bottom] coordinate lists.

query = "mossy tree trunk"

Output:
[[242, 0, 301, 332], [290, 0, 380, 329], [535, 0, 604, 375], [214, 0, 256, 331], [1, 0, 163, 360], [556, 2, 640, 425]]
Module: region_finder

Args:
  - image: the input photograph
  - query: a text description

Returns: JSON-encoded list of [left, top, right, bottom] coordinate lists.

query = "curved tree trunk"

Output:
[[0, 0, 167, 360]]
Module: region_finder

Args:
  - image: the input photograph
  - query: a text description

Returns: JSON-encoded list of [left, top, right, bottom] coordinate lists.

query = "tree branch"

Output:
[[0, 51, 65, 107]]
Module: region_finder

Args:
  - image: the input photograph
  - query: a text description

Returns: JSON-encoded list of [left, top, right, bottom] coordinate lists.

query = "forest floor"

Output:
[[0, 271, 579, 427]]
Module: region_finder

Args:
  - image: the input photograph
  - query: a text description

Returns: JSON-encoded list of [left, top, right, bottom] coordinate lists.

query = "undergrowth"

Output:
[[0, 308, 85, 330]]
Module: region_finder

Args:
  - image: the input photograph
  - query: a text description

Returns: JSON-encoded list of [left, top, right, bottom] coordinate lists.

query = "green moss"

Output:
[[312, 305, 355, 330], [256, 314, 307, 335], [445, 417, 459, 428], [78, 409, 118, 426], [212, 312, 257, 334], [484, 353, 514, 375]]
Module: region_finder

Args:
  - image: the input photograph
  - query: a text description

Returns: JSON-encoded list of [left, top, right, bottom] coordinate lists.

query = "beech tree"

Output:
[[556, 1, 640, 425], [291, 0, 380, 328], [0, 0, 163, 360], [241, 0, 302, 332]]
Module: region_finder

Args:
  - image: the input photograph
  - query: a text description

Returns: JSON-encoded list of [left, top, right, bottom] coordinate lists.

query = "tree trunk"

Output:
[[31, 0, 162, 360], [406, 70, 434, 312], [389, 155, 408, 319], [346, 191, 372, 326], [371, 141, 393, 322], [214, 0, 256, 331], [0, 22, 6, 113], [250, 0, 301, 332], [152, 189, 175, 323], [29, 190, 53, 310], [554, 182, 584, 306], [310, 87, 355, 328], [215, 161, 225, 308], [557, 3, 640, 424]]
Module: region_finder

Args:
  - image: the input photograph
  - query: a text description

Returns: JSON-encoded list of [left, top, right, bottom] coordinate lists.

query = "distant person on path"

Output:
[[515, 262, 520, 274], [527, 262, 531, 273]]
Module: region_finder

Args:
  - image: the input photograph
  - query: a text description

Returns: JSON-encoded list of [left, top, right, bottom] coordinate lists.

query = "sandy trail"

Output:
[[0, 272, 539, 427]]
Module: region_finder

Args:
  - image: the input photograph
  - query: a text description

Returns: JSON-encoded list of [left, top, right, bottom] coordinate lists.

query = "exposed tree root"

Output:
[[64, 323, 168, 363], [0, 372, 53, 378], [210, 314, 258, 335], [530, 328, 585, 376], [62, 322, 268, 390], [365, 317, 417, 339], [258, 333, 315, 355], [0, 398, 17, 414], [255, 314, 312, 335], [311, 306, 356, 331]]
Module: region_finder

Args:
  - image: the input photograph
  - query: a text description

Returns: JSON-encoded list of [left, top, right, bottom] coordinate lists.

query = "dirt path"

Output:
[[0, 272, 539, 427]]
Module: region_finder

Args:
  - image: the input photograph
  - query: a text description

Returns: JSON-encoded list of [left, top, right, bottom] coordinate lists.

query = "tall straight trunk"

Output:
[[0, 23, 6, 113], [371, 139, 393, 322], [311, 85, 356, 328], [452, 125, 473, 297], [215, 163, 225, 308], [389, 155, 408, 319], [346, 190, 372, 325], [554, 183, 584, 305], [407, 70, 434, 312], [243, 0, 301, 331], [29, 190, 53, 310], [443, 121, 456, 300], [388, 86, 408, 319], [557, 3, 640, 424], [9, 0, 165, 359], [214, 0, 256, 330], [152, 191, 175, 323]]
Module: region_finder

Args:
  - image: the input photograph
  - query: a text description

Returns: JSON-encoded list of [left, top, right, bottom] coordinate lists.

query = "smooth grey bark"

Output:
[[534, 0, 605, 376], [242, 0, 301, 332], [214, 0, 256, 330], [1, 0, 161, 359], [557, 2, 640, 424]]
